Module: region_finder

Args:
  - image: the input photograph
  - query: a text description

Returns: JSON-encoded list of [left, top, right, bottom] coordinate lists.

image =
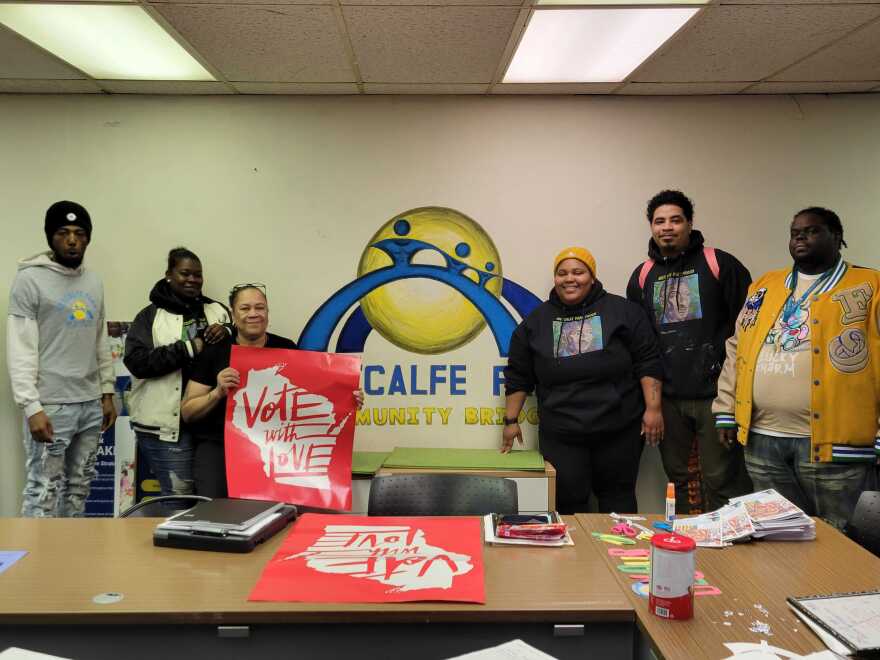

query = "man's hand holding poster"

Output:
[[249, 514, 485, 603], [226, 346, 361, 510]]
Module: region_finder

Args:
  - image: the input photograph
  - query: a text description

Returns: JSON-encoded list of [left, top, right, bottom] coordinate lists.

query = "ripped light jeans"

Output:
[[135, 429, 195, 497], [21, 400, 102, 517]]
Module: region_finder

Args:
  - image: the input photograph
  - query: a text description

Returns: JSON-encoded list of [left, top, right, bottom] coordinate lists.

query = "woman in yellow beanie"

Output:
[[501, 247, 664, 514]]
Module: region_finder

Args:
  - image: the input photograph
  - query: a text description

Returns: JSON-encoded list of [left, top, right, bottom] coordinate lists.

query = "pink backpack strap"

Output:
[[638, 259, 654, 289], [703, 246, 720, 280]]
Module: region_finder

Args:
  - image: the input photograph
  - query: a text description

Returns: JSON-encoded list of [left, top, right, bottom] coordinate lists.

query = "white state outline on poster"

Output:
[[232, 365, 350, 490], [287, 524, 474, 592]]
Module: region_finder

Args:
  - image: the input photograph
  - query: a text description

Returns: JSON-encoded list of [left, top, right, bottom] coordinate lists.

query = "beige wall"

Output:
[[1, 93, 878, 516]]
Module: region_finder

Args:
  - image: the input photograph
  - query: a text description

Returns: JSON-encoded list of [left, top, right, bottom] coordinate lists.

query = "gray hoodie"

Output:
[[7, 251, 113, 417]]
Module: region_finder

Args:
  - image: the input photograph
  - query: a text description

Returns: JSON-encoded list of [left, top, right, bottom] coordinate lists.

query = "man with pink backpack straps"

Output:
[[626, 190, 753, 514]]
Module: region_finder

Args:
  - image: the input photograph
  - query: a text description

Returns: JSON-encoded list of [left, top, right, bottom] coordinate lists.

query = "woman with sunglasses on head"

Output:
[[181, 284, 365, 498], [124, 247, 230, 497]]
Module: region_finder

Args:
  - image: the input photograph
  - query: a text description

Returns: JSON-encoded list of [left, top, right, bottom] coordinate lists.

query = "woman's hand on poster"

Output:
[[641, 407, 663, 447], [353, 389, 365, 410], [203, 323, 229, 344], [216, 367, 240, 396], [501, 423, 523, 454]]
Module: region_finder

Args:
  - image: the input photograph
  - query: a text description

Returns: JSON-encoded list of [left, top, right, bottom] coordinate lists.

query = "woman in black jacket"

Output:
[[501, 247, 664, 514], [124, 247, 230, 496]]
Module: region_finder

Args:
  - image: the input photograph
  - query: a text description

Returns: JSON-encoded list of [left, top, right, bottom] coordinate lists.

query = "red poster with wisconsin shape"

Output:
[[249, 514, 485, 603], [226, 346, 361, 510]]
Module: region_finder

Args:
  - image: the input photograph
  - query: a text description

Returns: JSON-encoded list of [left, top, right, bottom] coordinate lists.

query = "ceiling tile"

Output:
[[0, 24, 84, 79], [233, 82, 358, 93], [771, 18, 880, 81], [154, 4, 355, 82], [617, 82, 748, 95], [491, 82, 617, 94], [98, 80, 232, 94], [366, 83, 487, 93], [0, 78, 101, 93], [633, 4, 880, 82], [344, 6, 520, 83], [745, 81, 880, 94]]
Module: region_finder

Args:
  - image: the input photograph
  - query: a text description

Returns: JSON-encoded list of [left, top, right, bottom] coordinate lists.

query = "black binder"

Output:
[[153, 498, 297, 553]]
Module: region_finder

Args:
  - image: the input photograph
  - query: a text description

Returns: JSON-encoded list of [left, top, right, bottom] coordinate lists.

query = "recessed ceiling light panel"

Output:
[[0, 4, 214, 80], [504, 8, 699, 83]]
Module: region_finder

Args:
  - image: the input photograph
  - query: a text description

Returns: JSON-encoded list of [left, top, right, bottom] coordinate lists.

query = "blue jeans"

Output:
[[21, 400, 102, 517], [136, 430, 195, 496], [744, 431, 877, 530]]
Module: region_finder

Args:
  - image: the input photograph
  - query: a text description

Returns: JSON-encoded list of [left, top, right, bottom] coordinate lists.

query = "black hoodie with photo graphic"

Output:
[[504, 281, 662, 436], [625, 230, 751, 400]]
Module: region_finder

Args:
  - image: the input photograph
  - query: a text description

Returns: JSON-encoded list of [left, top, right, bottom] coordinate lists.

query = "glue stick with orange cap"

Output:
[[665, 482, 676, 522]]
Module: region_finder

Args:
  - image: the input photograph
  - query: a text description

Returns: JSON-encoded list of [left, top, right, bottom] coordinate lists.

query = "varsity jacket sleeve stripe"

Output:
[[123, 306, 191, 379], [6, 314, 43, 417]]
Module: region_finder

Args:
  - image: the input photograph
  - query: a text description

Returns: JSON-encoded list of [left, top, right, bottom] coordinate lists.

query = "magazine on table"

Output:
[[483, 512, 573, 547]]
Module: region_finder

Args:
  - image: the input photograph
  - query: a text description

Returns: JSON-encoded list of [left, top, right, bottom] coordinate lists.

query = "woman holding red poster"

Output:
[[182, 284, 363, 500]]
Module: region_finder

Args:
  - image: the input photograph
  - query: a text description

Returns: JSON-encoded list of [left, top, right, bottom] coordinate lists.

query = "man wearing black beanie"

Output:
[[7, 200, 117, 517]]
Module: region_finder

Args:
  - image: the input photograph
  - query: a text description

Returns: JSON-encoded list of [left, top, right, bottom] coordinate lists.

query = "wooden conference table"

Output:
[[577, 514, 880, 660], [0, 516, 633, 660], [3, 514, 878, 660]]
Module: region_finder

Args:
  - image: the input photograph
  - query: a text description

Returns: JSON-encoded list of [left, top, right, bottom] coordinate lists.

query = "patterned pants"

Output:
[[21, 400, 102, 517]]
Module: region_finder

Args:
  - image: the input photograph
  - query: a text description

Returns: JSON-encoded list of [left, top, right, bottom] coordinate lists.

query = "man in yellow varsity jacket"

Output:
[[713, 207, 879, 530]]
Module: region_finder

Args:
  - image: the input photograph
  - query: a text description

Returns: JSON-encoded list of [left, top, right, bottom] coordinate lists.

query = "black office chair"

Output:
[[367, 474, 518, 516], [119, 495, 211, 518], [848, 490, 880, 557]]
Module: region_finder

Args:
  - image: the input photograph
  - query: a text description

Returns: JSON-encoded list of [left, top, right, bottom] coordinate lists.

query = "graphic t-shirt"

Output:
[[652, 271, 704, 325], [751, 271, 823, 437], [552, 314, 603, 357]]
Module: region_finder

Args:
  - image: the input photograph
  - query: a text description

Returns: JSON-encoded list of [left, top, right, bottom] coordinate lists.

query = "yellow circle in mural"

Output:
[[357, 207, 503, 354]]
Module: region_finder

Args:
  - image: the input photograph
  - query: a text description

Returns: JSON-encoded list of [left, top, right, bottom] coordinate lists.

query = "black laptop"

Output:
[[153, 498, 297, 553]]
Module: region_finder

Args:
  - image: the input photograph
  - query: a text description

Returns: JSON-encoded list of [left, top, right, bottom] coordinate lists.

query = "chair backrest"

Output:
[[367, 474, 518, 516], [119, 495, 212, 518], [848, 490, 880, 557]]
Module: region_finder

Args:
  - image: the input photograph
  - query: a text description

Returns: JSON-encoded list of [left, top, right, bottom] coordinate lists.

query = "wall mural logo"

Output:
[[298, 207, 540, 357], [296, 207, 542, 429]]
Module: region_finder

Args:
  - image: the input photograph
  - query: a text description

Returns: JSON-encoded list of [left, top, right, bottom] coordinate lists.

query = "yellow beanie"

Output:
[[553, 247, 597, 278]]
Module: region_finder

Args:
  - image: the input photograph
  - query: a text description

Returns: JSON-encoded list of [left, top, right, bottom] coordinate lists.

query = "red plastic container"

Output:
[[649, 532, 696, 620]]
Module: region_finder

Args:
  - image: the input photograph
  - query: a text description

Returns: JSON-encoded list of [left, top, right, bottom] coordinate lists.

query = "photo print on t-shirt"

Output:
[[553, 314, 603, 358], [652, 273, 703, 325]]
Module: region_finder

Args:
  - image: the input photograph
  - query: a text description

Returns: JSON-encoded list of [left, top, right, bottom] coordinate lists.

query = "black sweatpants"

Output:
[[539, 416, 644, 515]]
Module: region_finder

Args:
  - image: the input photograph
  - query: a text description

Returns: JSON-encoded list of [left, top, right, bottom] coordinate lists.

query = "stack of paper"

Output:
[[673, 501, 755, 547], [729, 489, 816, 541]]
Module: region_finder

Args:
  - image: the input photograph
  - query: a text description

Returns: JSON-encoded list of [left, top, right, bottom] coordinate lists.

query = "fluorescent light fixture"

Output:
[[0, 4, 214, 80], [537, 0, 708, 5], [504, 8, 699, 83]]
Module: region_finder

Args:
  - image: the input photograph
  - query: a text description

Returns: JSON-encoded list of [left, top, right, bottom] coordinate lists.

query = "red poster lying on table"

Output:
[[249, 514, 485, 604], [226, 346, 361, 510]]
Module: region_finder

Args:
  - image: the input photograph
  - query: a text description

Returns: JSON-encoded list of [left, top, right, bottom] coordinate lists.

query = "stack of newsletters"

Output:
[[729, 489, 816, 541], [672, 489, 815, 547], [482, 512, 573, 547]]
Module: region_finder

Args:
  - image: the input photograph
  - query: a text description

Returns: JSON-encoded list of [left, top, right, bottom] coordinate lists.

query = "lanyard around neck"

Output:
[[782, 268, 832, 324]]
